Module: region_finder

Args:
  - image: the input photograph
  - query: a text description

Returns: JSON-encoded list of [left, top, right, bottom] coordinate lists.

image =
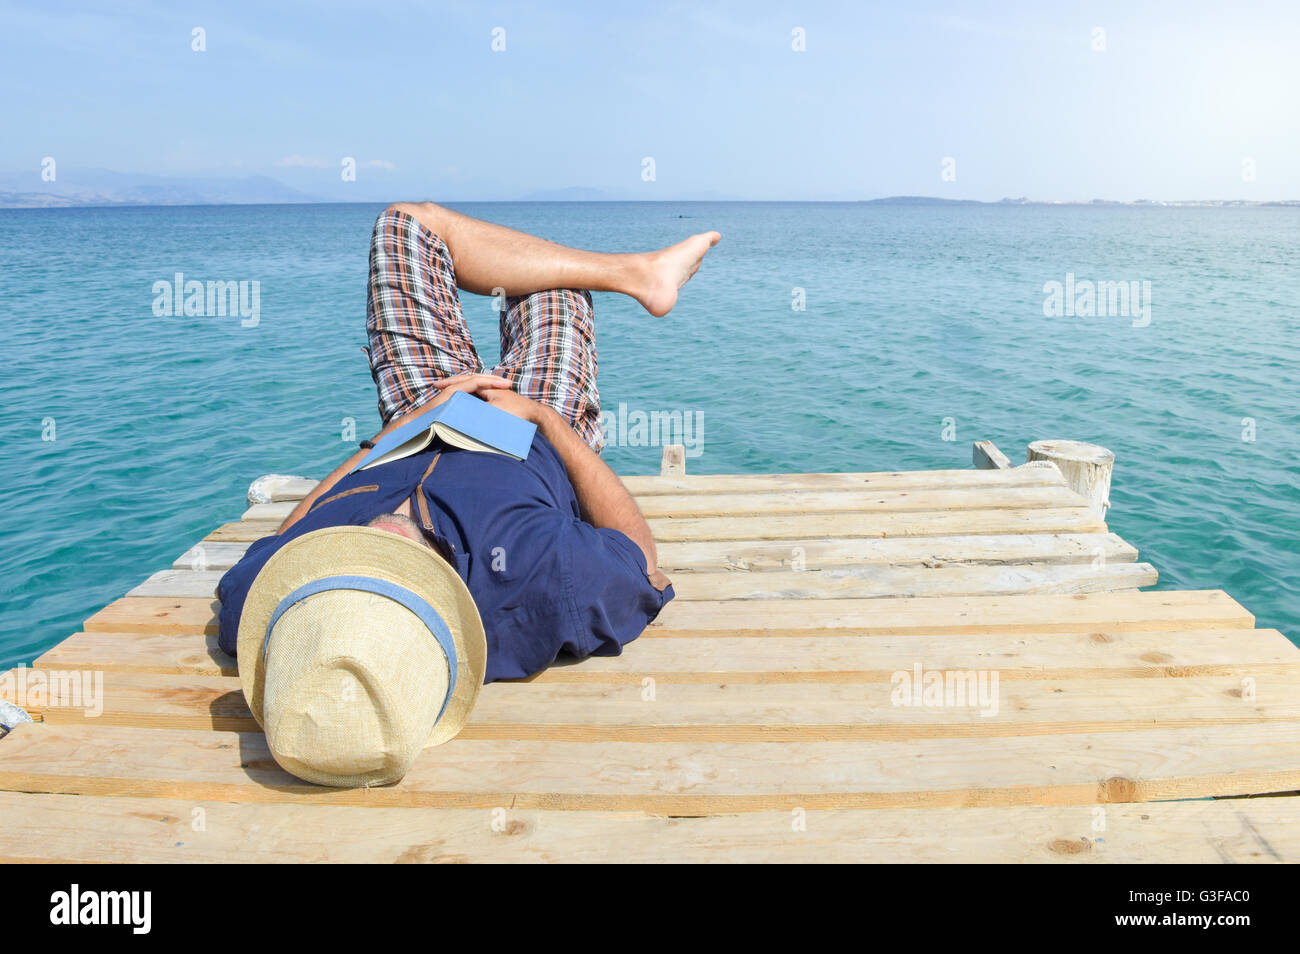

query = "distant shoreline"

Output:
[[861, 195, 1300, 208], [2, 194, 1298, 210]]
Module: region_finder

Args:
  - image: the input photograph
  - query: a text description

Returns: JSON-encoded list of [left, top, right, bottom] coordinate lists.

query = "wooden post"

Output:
[[1026, 440, 1114, 517], [972, 440, 1012, 470], [660, 444, 686, 478]]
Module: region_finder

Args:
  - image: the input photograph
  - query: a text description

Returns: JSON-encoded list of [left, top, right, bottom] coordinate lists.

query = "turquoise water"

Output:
[[1, 202, 1297, 667]]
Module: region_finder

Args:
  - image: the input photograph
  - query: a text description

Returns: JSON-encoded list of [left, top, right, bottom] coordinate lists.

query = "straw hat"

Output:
[[237, 525, 486, 788]]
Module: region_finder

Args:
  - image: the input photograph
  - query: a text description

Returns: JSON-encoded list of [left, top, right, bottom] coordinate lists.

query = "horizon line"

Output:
[[3, 197, 1299, 211]]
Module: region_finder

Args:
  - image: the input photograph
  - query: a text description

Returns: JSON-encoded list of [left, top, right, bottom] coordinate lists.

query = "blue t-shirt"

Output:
[[216, 432, 673, 682]]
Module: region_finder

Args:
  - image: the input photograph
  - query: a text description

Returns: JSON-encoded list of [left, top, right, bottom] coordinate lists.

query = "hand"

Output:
[[430, 372, 515, 400], [477, 386, 552, 425]]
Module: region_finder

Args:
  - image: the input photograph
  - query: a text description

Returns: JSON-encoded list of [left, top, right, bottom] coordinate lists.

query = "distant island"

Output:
[[862, 195, 1300, 208], [0, 169, 321, 208], [0, 170, 1295, 209]]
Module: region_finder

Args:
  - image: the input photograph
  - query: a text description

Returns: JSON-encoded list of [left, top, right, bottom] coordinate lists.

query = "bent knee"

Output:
[[375, 203, 452, 254], [386, 201, 443, 222]]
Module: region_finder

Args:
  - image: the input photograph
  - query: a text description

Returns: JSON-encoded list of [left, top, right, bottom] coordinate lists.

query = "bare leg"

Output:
[[390, 201, 720, 317]]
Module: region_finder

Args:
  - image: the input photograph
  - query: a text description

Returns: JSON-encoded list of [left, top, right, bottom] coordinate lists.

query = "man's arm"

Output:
[[466, 387, 670, 590], [276, 445, 371, 533]]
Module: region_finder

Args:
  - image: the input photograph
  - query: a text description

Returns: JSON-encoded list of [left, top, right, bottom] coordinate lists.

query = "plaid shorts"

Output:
[[366, 208, 604, 451]]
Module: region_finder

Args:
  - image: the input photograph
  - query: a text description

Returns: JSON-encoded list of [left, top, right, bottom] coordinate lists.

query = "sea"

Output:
[[0, 201, 1296, 668]]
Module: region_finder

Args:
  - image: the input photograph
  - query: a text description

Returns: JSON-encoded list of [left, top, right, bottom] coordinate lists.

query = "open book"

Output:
[[351, 390, 536, 472]]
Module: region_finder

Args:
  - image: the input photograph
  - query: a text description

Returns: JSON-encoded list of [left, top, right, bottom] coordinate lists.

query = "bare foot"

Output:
[[635, 231, 721, 316]]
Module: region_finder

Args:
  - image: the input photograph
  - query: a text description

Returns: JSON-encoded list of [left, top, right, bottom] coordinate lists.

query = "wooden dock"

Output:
[[3, 444, 1299, 863]]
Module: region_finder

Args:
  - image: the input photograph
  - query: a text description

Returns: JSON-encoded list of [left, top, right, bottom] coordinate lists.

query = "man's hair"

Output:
[[366, 512, 424, 534]]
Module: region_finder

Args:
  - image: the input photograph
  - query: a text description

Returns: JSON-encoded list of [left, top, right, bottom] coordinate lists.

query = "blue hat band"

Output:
[[262, 574, 458, 721]]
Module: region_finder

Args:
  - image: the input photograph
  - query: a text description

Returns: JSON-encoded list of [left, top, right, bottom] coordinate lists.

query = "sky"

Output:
[[3, 0, 1299, 201]]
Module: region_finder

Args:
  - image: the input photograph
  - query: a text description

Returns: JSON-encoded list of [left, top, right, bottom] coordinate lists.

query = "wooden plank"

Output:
[[35, 628, 1300, 684], [4, 669, 250, 731], [12, 669, 1300, 741], [3, 721, 1300, 808], [78, 589, 1252, 640], [37, 632, 235, 677], [668, 562, 1157, 601], [650, 590, 1254, 636], [84, 598, 218, 635], [79, 589, 1249, 640], [639, 486, 1095, 518], [217, 507, 1107, 545], [126, 561, 1157, 602], [185, 532, 1138, 575], [207, 521, 278, 542], [172, 541, 250, 571], [129, 570, 225, 599], [257, 467, 1070, 507], [674, 509, 1115, 543], [974, 440, 1013, 470], [621, 468, 1070, 496], [661, 532, 1138, 571], [0, 792, 1294, 862], [183, 532, 1141, 574], [660, 445, 685, 478], [244, 484, 1092, 523], [558, 627, 1300, 682], [651, 508, 1108, 542]]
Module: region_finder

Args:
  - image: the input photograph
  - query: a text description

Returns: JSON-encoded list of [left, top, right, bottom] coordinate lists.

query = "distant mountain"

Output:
[[3, 175, 1295, 208], [0, 168, 321, 207], [516, 186, 744, 202], [862, 194, 1300, 208], [517, 186, 617, 201], [861, 195, 988, 206]]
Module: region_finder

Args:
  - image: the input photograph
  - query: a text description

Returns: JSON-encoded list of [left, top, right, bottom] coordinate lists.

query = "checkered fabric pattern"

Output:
[[366, 208, 604, 451]]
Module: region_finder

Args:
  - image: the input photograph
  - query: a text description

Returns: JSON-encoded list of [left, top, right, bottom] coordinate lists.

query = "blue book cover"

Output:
[[351, 391, 536, 472]]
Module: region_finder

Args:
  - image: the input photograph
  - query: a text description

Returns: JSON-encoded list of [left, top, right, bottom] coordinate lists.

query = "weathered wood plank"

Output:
[[257, 467, 1071, 507], [127, 561, 1157, 601], [11, 669, 1300, 741], [84, 598, 219, 635], [182, 532, 1141, 574], [0, 792, 1294, 863], [35, 628, 1300, 684], [659, 445, 685, 478], [243, 485, 1092, 524], [172, 541, 251, 571], [622, 467, 1070, 495], [648, 508, 1108, 541], [213, 507, 1109, 546], [668, 562, 1157, 600], [207, 521, 278, 542], [660, 532, 1138, 571], [3, 721, 1299, 808], [973, 440, 1013, 470], [129, 570, 225, 599], [79, 590, 1251, 640], [650, 590, 1254, 636], [37, 632, 235, 677]]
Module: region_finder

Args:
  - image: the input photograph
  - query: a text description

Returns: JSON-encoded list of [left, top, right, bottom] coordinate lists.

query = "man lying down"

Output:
[[217, 202, 720, 788]]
